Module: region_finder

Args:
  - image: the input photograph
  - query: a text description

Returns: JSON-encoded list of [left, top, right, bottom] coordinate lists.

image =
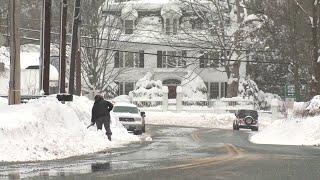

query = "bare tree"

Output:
[[80, 0, 129, 98]]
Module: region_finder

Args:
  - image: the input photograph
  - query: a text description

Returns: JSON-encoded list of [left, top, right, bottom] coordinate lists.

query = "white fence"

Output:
[[132, 98, 255, 113]]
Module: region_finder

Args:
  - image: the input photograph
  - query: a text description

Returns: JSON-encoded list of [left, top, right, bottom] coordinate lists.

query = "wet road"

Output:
[[1, 125, 320, 180]]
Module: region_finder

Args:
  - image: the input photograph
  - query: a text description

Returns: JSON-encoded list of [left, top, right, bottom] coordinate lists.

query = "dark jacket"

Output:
[[91, 99, 113, 123]]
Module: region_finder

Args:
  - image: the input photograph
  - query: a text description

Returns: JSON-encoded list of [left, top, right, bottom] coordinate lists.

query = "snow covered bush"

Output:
[[181, 71, 207, 100], [306, 95, 320, 116], [292, 96, 320, 117], [129, 72, 163, 100], [238, 77, 259, 99], [239, 77, 281, 110]]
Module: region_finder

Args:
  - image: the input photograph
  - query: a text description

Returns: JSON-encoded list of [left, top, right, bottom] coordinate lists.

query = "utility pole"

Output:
[[8, 0, 21, 105], [59, 0, 67, 93], [69, 0, 81, 95], [75, 29, 81, 96], [42, 0, 52, 95], [39, 0, 44, 93]]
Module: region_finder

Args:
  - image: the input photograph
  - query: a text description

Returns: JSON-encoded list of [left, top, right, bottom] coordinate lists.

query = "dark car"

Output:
[[233, 109, 259, 131]]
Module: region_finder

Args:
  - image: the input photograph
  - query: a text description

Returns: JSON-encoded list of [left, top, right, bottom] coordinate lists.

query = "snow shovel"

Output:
[[87, 123, 94, 129]]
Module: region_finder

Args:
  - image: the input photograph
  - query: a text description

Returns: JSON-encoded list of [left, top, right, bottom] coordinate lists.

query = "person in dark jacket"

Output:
[[91, 95, 113, 141]]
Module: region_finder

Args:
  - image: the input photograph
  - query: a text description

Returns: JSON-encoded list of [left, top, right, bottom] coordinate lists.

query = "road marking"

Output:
[[158, 143, 245, 170], [191, 129, 204, 142]]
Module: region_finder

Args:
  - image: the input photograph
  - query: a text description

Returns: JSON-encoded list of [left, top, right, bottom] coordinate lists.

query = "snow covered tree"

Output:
[[178, 0, 266, 98]]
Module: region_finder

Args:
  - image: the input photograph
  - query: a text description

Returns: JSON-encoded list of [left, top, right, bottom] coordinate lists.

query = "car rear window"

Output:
[[237, 110, 258, 119], [113, 106, 139, 114]]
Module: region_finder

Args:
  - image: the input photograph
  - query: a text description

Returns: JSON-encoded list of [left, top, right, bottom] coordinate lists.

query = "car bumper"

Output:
[[238, 125, 258, 129], [122, 123, 143, 131]]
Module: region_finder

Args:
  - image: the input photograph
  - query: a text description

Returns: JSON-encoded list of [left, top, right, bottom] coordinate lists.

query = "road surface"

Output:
[[1, 125, 320, 180]]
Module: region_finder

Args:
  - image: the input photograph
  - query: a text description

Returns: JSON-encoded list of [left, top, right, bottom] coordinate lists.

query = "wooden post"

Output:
[[69, 0, 81, 95], [75, 29, 81, 96], [42, 0, 52, 95], [8, 0, 21, 105], [59, 0, 67, 93]]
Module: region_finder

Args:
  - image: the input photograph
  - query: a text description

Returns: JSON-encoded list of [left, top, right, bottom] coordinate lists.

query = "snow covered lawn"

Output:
[[250, 115, 320, 146], [0, 96, 139, 162]]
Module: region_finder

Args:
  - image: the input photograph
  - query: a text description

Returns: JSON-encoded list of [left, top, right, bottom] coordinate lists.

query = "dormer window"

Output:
[[164, 18, 179, 35], [121, 5, 138, 34], [161, 4, 182, 35], [124, 20, 134, 34]]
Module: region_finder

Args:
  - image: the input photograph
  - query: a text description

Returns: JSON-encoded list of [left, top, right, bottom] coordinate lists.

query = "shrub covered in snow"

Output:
[[306, 95, 320, 115], [181, 71, 207, 100], [239, 77, 281, 110], [129, 72, 163, 100]]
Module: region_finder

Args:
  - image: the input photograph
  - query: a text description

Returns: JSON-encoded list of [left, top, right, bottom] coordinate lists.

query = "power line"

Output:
[[0, 24, 275, 53], [1, 33, 289, 65]]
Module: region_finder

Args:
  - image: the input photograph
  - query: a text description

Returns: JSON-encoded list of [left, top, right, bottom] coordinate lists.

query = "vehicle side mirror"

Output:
[[140, 111, 146, 117]]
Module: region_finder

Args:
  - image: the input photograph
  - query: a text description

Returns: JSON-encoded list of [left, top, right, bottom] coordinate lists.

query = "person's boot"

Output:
[[107, 135, 111, 141]]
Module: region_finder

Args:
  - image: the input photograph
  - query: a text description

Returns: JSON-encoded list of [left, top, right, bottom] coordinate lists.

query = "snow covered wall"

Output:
[[0, 96, 139, 162]]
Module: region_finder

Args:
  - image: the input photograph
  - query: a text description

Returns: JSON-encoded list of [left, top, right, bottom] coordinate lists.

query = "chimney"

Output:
[[0, 62, 4, 72]]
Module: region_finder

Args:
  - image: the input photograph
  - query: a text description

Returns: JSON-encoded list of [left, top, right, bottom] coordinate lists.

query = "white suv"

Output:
[[112, 102, 146, 135]]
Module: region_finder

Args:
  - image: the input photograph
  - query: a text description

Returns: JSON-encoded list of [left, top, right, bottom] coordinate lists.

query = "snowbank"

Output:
[[145, 111, 235, 129], [0, 96, 139, 162], [145, 110, 275, 129], [250, 115, 320, 146]]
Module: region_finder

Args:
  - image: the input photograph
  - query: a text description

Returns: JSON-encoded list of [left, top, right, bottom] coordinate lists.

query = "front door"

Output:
[[168, 86, 177, 99]]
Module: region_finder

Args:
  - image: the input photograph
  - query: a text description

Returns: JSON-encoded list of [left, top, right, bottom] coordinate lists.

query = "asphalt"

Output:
[[1, 125, 320, 180]]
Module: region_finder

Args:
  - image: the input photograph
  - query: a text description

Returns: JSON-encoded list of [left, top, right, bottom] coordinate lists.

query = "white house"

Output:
[[101, 0, 231, 99], [0, 52, 59, 95]]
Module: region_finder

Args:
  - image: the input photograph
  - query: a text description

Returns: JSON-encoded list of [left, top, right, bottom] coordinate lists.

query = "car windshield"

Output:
[[237, 110, 258, 119], [113, 106, 139, 114]]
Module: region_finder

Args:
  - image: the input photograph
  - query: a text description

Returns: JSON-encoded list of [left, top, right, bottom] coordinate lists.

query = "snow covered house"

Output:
[[0, 51, 59, 95], [101, 0, 229, 99]]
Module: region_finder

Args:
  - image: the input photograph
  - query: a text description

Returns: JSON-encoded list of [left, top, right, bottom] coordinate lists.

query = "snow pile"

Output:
[[0, 96, 139, 162], [250, 115, 320, 146], [129, 72, 163, 100], [145, 111, 235, 129], [182, 71, 207, 100], [0, 97, 6, 107]]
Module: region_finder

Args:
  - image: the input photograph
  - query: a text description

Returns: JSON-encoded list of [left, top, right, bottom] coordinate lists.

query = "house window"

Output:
[[157, 50, 186, 68], [116, 82, 135, 95], [205, 82, 227, 99], [199, 51, 220, 68], [164, 18, 179, 35], [220, 82, 227, 98], [114, 51, 144, 68], [210, 82, 219, 99], [124, 20, 134, 34]]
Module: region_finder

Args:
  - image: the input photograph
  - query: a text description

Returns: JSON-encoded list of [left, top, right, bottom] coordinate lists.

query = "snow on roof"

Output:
[[114, 102, 137, 107], [160, 2, 182, 17], [112, 95, 133, 103], [121, 4, 138, 20]]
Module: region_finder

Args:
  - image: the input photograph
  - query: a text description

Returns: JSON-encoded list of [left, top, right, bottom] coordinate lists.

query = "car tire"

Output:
[[233, 122, 239, 130], [133, 130, 143, 135], [251, 127, 259, 131], [142, 125, 145, 133]]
